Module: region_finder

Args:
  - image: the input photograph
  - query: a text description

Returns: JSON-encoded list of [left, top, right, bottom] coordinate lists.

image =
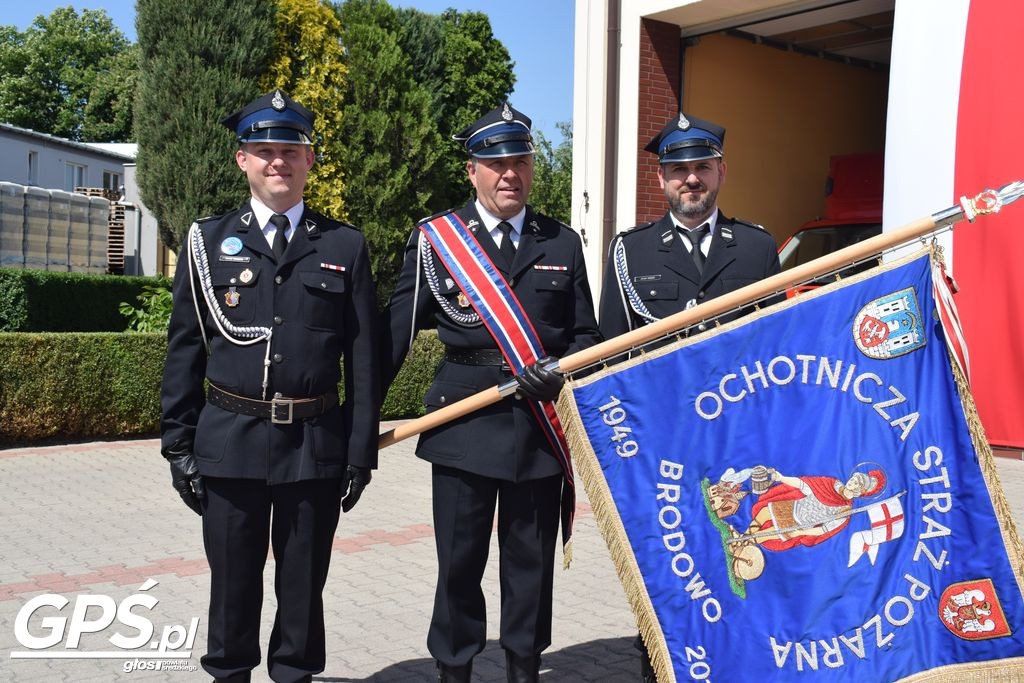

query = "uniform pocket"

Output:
[[422, 379, 477, 411], [210, 266, 261, 324], [637, 280, 679, 301], [300, 271, 346, 331], [531, 272, 572, 324]]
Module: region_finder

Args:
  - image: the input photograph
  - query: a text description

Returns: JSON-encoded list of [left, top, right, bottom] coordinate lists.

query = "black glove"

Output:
[[515, 356, 564, 402], [164, 443, 205, 516], [341, 465, 372, 513]]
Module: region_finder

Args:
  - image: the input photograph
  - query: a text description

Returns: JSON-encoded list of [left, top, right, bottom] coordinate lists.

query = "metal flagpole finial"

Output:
[[959, 180, 1024, 222]]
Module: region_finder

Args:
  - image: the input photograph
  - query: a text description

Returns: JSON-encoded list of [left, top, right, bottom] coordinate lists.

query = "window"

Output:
[[103, 170, 121, 193], [65, 162, 86, 191], [28, 152, 38, 185]]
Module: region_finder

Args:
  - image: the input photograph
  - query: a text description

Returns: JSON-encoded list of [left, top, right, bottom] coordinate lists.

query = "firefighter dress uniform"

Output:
[[160, 90, 379, 683]]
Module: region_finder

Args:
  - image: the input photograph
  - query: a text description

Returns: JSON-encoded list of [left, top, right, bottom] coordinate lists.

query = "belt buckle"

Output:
[[271, 393, 294, 424]]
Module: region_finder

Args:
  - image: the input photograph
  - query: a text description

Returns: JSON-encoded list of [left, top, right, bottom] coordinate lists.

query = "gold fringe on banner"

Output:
[[555, 246, 1024, 683]]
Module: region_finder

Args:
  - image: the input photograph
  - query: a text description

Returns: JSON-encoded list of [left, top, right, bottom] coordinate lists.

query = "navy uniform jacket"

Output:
[[161, 201, 380, 484], [381, 202, 601, 482], [599, 210, 780, 339]]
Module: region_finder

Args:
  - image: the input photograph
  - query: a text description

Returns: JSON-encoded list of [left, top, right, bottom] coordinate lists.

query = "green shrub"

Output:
[[382, 330, 443, 419], [119, 281, 173, 332], [0, 329, 444, 445], [0, 332, 165, 445], [0, 269, 166, 332]]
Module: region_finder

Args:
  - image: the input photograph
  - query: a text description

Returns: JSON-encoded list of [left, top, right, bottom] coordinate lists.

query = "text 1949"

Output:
[[598, 395, 639, 458]]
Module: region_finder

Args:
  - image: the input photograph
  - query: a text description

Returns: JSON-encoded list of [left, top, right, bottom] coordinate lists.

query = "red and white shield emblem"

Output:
[[857, 316, 890, 348], [939, 578, 1011, 640]]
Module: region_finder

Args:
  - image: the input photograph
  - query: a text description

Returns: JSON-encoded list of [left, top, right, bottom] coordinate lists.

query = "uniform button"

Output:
[[698, 290, 706, 299], [440, 396, 446, 404], [275, 275, 283, 284], [230, 277, 237, 284], [273, 353, 283, 363], [509, 278, 515, 286], [698, 323, 707, 331], [650, 290, 657, 296], [320, 282, 327, 289], [274, 316, 283, 325]]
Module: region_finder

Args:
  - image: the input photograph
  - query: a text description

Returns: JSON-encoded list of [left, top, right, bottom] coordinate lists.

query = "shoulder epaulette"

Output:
[[620, 220, 657, 236], [415, 208, 453, 227], [195, 214, 220, 224], [732, 218, 767, 231]]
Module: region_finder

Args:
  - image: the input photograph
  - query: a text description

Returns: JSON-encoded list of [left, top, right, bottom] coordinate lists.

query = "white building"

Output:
[[0, 122, 134, 193], [0, 123, 165, 276]]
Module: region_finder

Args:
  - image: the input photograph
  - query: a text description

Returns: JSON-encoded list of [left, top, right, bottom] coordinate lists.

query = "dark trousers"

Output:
[[200, 476, 342, 683], [428, 464, 562, 666]]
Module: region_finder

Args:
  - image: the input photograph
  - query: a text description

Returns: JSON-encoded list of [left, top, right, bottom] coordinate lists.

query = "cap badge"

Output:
[[677, 113, 691, 131], [501, 103, 513, 122], [238, 268, 254, 284], [271, 90, 286, 111]]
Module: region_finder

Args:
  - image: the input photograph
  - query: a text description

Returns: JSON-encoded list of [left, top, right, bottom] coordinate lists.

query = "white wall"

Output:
[[121, 164, 162, 276]]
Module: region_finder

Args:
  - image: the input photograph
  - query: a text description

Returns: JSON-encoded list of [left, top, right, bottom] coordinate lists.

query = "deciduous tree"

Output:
[[0, 8, 132, 141], [529, 122, 573, 225], [260, 0, 348, 219]]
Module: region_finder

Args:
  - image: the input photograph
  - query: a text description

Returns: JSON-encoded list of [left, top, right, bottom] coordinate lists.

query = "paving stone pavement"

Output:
[[1, 427, 1022, 682]]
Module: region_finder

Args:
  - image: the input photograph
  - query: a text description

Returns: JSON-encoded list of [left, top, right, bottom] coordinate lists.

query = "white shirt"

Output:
[[475, 199, 525, 251], [670, 208, 719, 258], [250, 196, 304, 248]]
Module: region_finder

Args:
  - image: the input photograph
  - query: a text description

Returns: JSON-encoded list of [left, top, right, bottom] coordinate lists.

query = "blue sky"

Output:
[[7, 1, 575, 142]]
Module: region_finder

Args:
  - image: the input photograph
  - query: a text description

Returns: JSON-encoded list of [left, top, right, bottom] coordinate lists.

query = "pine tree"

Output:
[[260, 0, 347, 219], [336, 0, 443, 304], [134, 0, 275, 251]]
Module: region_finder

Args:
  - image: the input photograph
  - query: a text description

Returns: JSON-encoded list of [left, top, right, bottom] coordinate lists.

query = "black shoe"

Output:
[[436, 659, 472, 683], [505, 651, 540, 683]]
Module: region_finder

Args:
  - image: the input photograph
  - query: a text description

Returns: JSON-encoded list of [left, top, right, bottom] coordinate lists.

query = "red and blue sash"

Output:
[[420, 211, 576, 554]]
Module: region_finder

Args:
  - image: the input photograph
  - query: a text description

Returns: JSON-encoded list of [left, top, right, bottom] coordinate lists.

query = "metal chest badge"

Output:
[[457, 292, 471, 309], [238, 268, 254, 284], [221, 237, 243, 255], [225, 287, 240, 307]]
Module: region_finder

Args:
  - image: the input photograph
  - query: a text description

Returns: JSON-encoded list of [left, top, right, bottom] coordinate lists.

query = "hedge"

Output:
[[0, 330, 444, 446], [0, 269, 165, 332]]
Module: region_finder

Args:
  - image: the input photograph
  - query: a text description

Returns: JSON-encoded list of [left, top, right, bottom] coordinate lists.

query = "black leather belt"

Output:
[[444, 348, 510, 371], [207, 384, 336, 424]]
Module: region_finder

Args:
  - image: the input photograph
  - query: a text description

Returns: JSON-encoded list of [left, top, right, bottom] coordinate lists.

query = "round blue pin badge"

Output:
[[221, 237, 243, 255]]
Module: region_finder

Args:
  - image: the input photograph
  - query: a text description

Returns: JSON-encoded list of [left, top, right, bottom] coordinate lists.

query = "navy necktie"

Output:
[[684, 224, 709, 274], [497, 221, 516, 266], [270, 214, 289, 260]]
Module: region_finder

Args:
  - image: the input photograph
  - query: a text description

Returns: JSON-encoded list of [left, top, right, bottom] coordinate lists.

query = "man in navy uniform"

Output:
[[381, 103, 601, 682], [599, 112, 780, 339], [160, 89, 379, 683], [599, 113, 780, 681]]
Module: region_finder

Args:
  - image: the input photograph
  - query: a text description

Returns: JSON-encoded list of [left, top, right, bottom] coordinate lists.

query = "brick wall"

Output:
[[636, 18, 681, 224]]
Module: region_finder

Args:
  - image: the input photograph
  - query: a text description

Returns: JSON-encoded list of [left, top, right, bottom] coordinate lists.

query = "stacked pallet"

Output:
[[75, 187, 125, 274], [107, 202, 126, 274]]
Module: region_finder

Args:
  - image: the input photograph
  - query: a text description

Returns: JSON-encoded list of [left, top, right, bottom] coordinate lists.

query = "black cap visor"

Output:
[[239, 122, 312, 145], [660, 139, 723, 163], [469, 132, 535, 158]]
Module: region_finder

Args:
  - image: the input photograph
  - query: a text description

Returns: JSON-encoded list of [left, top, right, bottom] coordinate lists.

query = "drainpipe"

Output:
[[602, 0, 621, 262]]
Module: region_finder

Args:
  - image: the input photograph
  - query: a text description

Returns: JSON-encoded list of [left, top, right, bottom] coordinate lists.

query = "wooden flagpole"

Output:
[[378, 181, 1024, 450]]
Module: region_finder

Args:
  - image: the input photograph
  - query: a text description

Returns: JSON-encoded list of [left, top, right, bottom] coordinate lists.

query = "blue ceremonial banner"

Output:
[[559, 249, 1024, 682]]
